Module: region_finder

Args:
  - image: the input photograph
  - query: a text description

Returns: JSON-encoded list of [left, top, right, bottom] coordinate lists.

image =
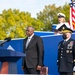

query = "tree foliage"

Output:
[[0, 9, 45, 40], [37, 3, 70, 31], [0, 3, 70, 39]]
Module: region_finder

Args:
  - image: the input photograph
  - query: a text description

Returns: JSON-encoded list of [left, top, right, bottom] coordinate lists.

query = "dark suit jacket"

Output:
[[57, 38, 75, 72], [22, 35, 44, 68]]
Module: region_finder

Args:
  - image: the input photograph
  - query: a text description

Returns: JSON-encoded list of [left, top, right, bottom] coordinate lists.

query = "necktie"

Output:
[[26, 37, 30, 48]]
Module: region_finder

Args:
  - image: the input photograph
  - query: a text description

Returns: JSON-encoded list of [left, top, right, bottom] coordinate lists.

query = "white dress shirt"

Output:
[[26, 33, 34, 48]]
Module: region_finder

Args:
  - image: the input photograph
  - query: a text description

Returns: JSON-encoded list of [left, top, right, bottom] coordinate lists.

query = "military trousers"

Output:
[[59, 72, 73, 75]]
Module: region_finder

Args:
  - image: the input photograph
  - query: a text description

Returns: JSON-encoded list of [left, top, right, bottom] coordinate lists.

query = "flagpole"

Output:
[[69, 0, 75, 30]]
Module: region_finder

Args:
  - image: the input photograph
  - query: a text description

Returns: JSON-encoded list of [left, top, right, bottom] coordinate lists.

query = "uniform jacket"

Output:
[[22, 35, 44, 68], [57, 38, 75, 72]]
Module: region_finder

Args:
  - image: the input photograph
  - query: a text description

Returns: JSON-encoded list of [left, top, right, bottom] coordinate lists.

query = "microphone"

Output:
[[0, 37, 11, 46], [4, 37, 11, 42]]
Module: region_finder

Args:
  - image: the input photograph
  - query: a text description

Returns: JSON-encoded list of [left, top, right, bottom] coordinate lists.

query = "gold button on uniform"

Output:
[[61, 54, 62, 55], [61, 51, 63, 52], [66, 50, 69, 53], [61, 57, 62, 58]]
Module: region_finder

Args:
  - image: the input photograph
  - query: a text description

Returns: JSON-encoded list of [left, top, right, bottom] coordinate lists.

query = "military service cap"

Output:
[[58, 13, 65, 18], [57, 24, 73, 33]]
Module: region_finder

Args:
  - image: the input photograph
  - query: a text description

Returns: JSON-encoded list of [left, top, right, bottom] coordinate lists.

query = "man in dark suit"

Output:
[[57, 25, 75, 75], [22, 26, 44, 74]]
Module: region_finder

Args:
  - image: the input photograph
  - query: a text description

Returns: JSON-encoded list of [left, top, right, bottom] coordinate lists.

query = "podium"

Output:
[[0, 48, 26, 74]]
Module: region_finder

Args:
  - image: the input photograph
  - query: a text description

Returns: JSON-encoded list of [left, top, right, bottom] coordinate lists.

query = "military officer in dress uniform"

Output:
[[54, 13, 70, 35], [57, 25, 75, 75]]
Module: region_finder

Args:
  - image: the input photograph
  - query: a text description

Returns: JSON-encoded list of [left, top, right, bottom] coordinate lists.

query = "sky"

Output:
[[0, 0, 71, 18]]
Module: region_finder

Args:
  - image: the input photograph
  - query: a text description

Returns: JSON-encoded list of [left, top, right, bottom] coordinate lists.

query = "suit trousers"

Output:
[[24, 68, 40, 74], [24, 65, 40, 74], [59, 72, 73, 75]]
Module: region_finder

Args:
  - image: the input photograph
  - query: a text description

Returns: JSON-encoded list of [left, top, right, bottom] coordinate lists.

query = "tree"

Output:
[[61, 3, 70, 22], [37, 3, 70, 31], [0, 9, 45, 40], [0, 3, 70, 39]]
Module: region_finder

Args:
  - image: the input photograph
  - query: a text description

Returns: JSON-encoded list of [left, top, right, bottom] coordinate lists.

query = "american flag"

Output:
[[70, 0, 75, 30]]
